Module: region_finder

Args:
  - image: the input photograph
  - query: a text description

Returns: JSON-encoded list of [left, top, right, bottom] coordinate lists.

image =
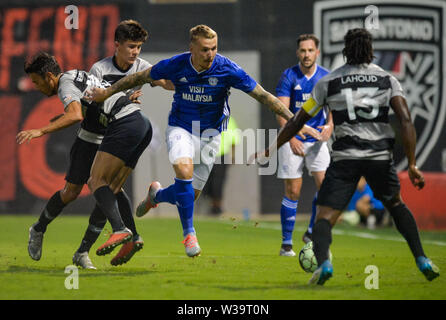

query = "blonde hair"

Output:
[[189, 24, 217, 43]]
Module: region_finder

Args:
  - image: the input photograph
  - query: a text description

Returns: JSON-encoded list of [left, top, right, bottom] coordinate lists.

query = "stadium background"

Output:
[[0, 0, 445, 229]]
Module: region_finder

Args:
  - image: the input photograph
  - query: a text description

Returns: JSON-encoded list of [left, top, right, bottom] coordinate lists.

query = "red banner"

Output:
[[0, 4, 120, 213]]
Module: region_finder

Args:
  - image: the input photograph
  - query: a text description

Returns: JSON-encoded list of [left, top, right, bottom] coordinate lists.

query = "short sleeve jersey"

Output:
[[150, 52, 257, 136], [276, 64, 329, 142]]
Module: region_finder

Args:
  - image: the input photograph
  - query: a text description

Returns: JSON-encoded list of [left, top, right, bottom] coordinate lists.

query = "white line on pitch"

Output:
[[221, 220, 446, 247]]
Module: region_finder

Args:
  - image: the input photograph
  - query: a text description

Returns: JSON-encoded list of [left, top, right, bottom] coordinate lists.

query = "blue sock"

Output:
[[155, 184, 176, 205], [280, 197, 298, 245], [307, 192, 318, 234], [174, 178, 195, 237]]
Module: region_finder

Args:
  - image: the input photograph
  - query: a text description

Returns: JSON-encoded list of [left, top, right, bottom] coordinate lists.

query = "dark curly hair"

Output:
[[24, 52, 61, 77], [342, 28, 375, 65], [114, 19, 148, 43]]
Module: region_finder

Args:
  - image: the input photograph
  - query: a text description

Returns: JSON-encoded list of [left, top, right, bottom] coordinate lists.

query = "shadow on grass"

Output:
[[185, 281, 362, 292], [2, 265, 158, 277]]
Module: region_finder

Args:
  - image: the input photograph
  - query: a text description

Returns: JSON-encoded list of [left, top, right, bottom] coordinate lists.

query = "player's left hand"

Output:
[[16, 129, 44, 145], [85, 87, 108, 103], [408, 165, 425, 190], [318, 124, 333, 141], [298, 125, 322, 140], [128, 90, 143, 104]]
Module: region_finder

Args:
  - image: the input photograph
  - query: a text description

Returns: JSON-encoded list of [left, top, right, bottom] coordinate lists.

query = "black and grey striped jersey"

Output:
[[57, 70, 140, 144], [89, 56, 151, 92], [311, 63, 404, 161]]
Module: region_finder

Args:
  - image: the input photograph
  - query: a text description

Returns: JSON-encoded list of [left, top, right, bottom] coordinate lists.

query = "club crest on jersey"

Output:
[[208, 77, 218, 86], [314, 0, 446, 171]]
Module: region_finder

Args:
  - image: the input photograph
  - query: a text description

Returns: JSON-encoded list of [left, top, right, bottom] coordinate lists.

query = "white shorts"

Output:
[[166, 125, 221, 190], [277, 140, 330, 179]]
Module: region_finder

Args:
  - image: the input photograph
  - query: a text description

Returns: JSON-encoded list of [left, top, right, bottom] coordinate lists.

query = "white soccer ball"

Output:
[[298, 241, 318, 273], [298, 241, 332, 273]]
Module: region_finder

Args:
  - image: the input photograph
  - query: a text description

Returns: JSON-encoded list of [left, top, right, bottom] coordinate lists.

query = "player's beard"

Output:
[[302, 59, 315, 69]]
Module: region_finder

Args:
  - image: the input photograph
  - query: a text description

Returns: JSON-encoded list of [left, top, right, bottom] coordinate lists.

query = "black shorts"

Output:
[[99, 111, 152, 169], [65, 137, 99, 185], [316, 159, 400, 210]]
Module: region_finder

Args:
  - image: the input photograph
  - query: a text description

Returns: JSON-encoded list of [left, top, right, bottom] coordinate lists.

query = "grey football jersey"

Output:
[[312, 63, 404, 161], [57, 70, 140, 144]]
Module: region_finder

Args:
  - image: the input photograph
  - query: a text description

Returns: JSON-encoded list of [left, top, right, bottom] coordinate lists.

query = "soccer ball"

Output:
[[298, 241, 318, 273], [298, 241, 333, 273]]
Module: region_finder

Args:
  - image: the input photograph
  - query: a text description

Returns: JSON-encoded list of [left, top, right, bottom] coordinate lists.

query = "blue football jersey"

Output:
[[150, 52, 257, 136], [276, 64, 329, 142]]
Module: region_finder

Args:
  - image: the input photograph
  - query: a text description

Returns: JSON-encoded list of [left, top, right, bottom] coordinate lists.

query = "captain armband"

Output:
[[302, 97, 321, 117]]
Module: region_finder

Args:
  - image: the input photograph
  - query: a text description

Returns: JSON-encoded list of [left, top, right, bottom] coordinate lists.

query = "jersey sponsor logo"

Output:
[[314, 0, 446, 170], [183, 85, 213, 102]]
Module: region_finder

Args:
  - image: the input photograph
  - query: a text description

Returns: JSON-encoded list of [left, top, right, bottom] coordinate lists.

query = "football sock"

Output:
[[77, 205, 107, 253], [307, 193, 318, 234], [34, 191, 66, 233], [93, 186, 126, 232], [312, 219, 332, 266], [174, 178, 195, 237], [154, 183, 176, 205], [116, 190, 138, 237], [389, 203, 426, 258], [280, 197, 298, 245]]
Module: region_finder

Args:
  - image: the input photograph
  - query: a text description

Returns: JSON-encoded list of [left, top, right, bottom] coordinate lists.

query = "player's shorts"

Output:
[[99, 111, 152, 169], [277, 141, 330, 179], [65, 137, 99, 185], [166, 125, 221, 191], [316, 159, 400, 210]]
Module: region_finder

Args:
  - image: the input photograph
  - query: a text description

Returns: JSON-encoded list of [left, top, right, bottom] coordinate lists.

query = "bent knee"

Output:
[[60, 184, 83, 203], [383, 193, 403, 209]]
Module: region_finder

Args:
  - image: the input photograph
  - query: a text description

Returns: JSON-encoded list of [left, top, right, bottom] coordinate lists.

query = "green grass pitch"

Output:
[[0, 214, 445, 300]]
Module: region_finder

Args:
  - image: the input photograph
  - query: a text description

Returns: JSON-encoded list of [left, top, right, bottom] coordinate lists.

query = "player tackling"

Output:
[[87, 24, 320, 258]]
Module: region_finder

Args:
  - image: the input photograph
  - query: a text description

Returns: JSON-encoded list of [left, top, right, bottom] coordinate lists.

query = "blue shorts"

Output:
[[65, 137, 99, 185], [99, 111, 152, 169]]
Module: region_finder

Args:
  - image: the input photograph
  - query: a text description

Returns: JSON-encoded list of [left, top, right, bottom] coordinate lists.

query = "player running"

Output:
[[87, 24, 320, 258], [251, 28, 440, 285], [275, 34, 332, 256], [18, 51, 153, 267]]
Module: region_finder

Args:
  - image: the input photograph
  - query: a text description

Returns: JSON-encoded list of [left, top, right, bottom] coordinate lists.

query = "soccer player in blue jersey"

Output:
[[276, 34, 332, 256], [88, 24, 320, 257]]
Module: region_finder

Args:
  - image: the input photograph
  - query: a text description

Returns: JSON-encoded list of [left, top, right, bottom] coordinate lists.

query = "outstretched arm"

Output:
[[88, 67, 153, 102], [152, 79, 175, 91], [248, 97, 318, 164], [248, 84, 294, 121], [16, 101, 83, 144], [390, 95, 424, 189]]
